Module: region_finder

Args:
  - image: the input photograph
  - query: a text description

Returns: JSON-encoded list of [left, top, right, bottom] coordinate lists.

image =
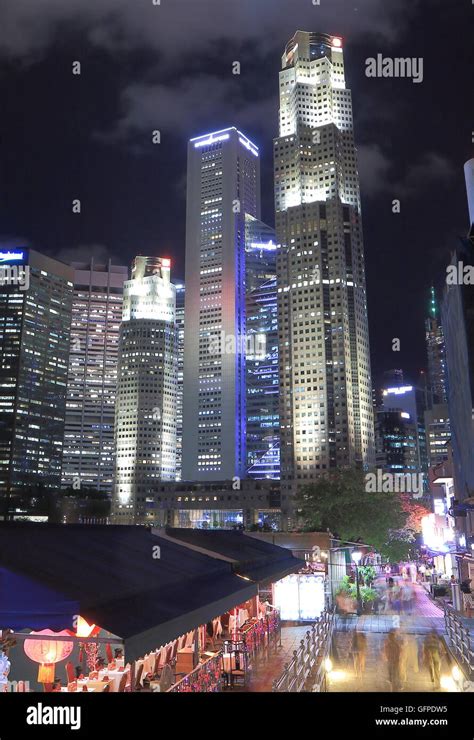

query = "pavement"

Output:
[[328, 579, 452, 693]]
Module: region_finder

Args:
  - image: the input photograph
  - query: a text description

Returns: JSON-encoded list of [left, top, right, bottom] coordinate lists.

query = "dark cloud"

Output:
[[0, 0, 419, 60]]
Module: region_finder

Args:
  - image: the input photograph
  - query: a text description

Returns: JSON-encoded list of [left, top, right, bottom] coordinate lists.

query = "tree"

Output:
[[295, 468, 410, 559]]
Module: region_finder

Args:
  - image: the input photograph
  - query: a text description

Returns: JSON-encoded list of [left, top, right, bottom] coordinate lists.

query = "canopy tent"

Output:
[[0, 523, 258, 662], [160, 528, 305, 584]]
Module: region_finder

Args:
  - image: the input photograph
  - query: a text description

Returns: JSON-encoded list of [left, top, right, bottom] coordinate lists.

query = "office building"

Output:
[[274, 31, 375, 511], [245, 215, 280, 479], [381, 382, 428, 484], [113, 256, 177, 524], [442, 159, 474, 549], [424, 403, 450, 468], [61, 260, 128, 493], [0, 248, 74, 518], [175, 281, 185, 481], [425, 287, 448, 405], [182, 127, 260, 481]]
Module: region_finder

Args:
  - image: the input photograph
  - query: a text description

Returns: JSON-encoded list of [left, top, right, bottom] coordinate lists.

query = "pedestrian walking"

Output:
[[423, 630, 447, 690], [399, 634, 419, 686], [383, 629, 402, 692], [351, 630, 368, 679]]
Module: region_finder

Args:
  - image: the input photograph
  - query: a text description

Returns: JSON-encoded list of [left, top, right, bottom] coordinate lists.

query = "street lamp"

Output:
[[351, 550, 363, 616]]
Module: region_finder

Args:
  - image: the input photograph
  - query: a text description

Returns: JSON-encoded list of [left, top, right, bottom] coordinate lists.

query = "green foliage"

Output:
[[359, 565, 376, 585], [295, 468, 409, 559], [360, 586, 377, 603]]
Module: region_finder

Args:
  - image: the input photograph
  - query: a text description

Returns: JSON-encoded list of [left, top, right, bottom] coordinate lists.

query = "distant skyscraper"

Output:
[[425, 287, 447, 405], [274, 31, 375, 505], [382, 382, 428, 486], [0, 248, 74, 518], [175, 281, 185, 481], [245, 215, 280, 479], [375, 409, 418, 478], [112, 256, 177, 524], [61, 260, 128, 493], [182, 127, 260, 481]]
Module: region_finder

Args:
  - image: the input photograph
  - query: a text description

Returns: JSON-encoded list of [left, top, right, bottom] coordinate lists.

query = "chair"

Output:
[[118, 672, 129, 692], [65, 662, 75, 684], [170, 640, 178, 664], [135, 662, 144, 691]]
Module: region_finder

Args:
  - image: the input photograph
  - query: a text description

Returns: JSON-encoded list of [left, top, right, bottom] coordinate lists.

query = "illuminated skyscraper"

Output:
[[175, 281, 185, 481], [245, 215, 280, 479], [275, 32, 375, 507], [112, 256, 177, 524], [182, 127, 260, 481], [61, 260, 128, 493], [0, 248, 74, 518], [425, 287, 447, 405]]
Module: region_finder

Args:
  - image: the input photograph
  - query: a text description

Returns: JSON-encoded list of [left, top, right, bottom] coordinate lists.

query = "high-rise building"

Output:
[[61, 260, 128, 493], [0, 248, 74, 518], [245, 215, 280, 479], [112, 256, 177, 524], [175, 281, 185, 481], [182, 127, 260, 481], [381, 382, 428, 485], [274, 31, 375, 507], [424, 403, 450, 467], [375, 409, 418, 478], [425, 287, 448, 405], [442, 160, 474, 548]]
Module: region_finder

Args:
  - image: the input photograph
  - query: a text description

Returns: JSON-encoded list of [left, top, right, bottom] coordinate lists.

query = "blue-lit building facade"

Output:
[[245, 215, 280, 480], [380, 382, 429, 490]]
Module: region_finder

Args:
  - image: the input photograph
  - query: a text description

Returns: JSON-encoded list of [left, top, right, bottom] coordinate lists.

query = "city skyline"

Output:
[[1, 3, 474, 384]]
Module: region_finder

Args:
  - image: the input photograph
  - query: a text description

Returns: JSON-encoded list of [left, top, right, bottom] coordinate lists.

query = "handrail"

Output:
[[444, 605, 474, 678], [167, 652, 223, 693], [272, 608, 336, 693]]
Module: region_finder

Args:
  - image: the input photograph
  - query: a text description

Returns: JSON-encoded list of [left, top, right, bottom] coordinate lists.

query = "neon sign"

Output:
[[0, 250, 25, 263]]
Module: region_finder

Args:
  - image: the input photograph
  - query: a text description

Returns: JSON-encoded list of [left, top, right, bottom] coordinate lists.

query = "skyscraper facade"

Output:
[[112, 256, 177, 524], [245, 215, 280, 479], [425, 287, 448, 405], [442, 160, 474, 548], [382, 383, 428, 484], [182, 127, 260, 481], [175, 281, 185, 481], [274, 32, 375, 506], [61, 260, 128, 493], [0, 248, 74, 517]]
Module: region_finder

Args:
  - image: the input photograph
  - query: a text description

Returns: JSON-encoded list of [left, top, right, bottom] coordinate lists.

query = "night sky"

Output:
[[1, 0, 473, 385]]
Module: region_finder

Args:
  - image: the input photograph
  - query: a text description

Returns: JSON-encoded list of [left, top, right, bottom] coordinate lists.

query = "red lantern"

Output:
[[24, 630, 74, 685]]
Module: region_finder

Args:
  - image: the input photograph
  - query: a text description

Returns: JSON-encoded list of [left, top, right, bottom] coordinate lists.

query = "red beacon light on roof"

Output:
[[161, 258, 171, 267], [332, 37, 343, 48]]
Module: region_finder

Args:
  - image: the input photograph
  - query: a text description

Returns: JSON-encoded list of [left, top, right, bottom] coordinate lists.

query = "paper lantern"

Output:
[[24, 630, 74, 684]]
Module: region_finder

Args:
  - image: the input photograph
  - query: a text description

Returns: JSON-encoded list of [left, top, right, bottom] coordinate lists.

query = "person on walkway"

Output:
[[386, 578, 401, 614], [423, 630, 446, 690], [383, 629, 402, 692], [400, 582, 414, 615], [350, 630, 368, 679], [399, 634, 419, 686]]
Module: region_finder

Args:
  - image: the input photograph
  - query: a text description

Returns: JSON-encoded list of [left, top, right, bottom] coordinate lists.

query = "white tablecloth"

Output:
[[97, 669, 128, 692]]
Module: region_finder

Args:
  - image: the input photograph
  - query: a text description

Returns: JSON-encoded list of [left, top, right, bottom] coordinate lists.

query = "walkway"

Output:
[[230, 625, 309, 692], [328, 578, 451, 692]]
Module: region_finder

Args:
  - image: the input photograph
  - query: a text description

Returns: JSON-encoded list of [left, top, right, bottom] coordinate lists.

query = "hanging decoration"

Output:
[[24, 630, 74, 684]]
